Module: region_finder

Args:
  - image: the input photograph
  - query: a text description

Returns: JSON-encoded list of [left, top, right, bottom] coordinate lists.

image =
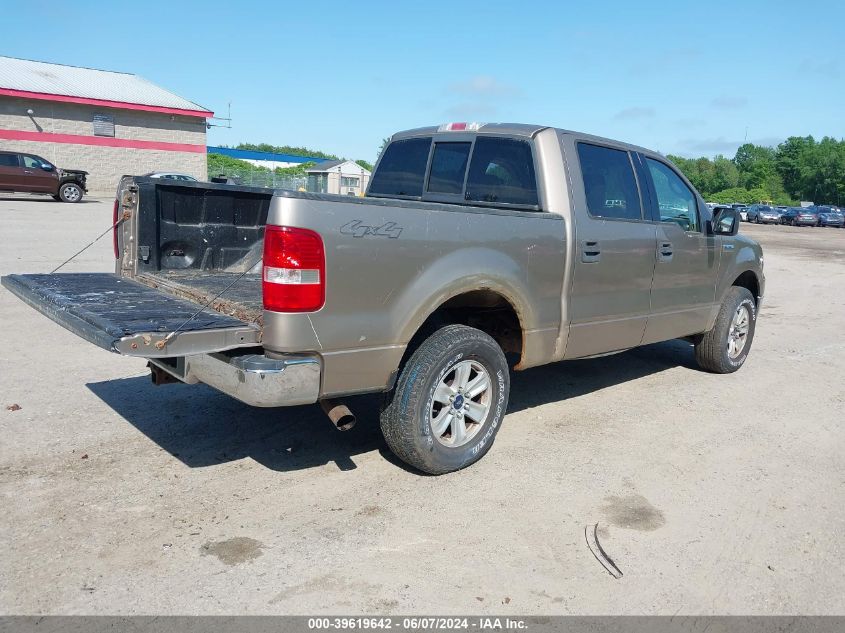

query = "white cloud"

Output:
[[613, 107, 656, 120], [446, 76, 519, 98]]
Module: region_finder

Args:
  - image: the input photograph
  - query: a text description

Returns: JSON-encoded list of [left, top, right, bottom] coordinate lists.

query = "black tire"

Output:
[[380, 324, 510, 475], [695, 287, 757, 374], [58, 182, 83, 203]]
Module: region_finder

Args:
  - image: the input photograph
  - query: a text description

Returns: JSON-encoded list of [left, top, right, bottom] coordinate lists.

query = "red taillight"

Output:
[[112, 198, 119, 259], [262, 226, 325, 312]]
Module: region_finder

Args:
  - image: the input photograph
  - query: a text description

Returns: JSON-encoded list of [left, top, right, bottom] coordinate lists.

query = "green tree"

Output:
[[234, 143, 338, 161]]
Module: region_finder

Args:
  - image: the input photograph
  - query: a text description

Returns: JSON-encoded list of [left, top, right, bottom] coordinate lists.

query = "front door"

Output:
[[638, 154, 720, 343], [20, 155, 59, 193], [564, 141, 657, 359]]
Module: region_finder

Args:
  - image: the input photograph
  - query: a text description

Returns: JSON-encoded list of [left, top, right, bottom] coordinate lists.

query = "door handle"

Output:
[[580, 240, 601, 263], [657, 241, 673, 262], [23, 170, 34, 174]]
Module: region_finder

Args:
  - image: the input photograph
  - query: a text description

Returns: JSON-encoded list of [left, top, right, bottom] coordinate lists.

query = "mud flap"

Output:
[[1, 273, 260, 357]]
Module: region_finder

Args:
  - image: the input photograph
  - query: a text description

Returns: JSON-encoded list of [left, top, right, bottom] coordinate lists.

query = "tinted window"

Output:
[[0, 153, 20, 167], [465, 137, 538, 206], [427, 142, 471, 194], [369, 137, 432, 197], [646, 158, 700, 232], [577, 143, 642, 220]]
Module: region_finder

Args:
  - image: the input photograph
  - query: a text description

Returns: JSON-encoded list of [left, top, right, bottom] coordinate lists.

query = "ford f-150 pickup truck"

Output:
[[1, 123, 764, 474]]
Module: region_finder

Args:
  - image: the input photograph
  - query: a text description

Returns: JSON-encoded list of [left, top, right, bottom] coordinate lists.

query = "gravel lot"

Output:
[[1, 195, 843, 615]]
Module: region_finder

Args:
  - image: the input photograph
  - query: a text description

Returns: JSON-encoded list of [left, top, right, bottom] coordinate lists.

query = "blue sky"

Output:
[[3, 0, 843, 162]]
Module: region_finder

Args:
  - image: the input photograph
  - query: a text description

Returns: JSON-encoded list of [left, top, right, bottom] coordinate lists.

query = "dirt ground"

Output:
[[1, 195, 843, 615]]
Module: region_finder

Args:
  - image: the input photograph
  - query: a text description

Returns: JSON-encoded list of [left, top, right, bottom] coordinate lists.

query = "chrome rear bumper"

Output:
[[149, 352, 321, 407]]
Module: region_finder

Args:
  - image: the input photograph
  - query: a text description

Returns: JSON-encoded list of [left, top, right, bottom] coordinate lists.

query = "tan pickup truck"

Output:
[[1, 123, 764, 474]]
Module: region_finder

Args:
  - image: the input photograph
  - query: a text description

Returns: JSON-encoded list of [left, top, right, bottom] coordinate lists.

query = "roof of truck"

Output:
[[391, 123, 658, 156]]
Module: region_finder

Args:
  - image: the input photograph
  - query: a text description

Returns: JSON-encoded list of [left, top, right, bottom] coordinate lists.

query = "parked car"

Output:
[[815, 206, 845, 227], [747, 204, 781, 224], [0, 150, 88, 202], [1, 122, 765, 474], [142, 172, 199, 182], [732, 204, 749, 221], [780, 207, 819, 226]]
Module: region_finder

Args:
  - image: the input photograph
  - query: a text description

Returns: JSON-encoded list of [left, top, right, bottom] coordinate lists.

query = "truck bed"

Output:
[[136, 271, 263, 326]]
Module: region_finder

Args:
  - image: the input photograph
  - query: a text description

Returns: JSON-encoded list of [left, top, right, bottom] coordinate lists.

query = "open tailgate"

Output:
[[1, 273, 260, 357]]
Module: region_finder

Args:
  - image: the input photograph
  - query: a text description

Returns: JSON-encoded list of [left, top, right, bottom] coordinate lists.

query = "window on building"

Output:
[[93, 113, 115, 137], [577, 143, 643, 221], [645, 158, 700, 232], [427, 142, 471, 194], [369, 137, 432, 197], [341, 177, 360, 188], [465, 137, 538, 206]]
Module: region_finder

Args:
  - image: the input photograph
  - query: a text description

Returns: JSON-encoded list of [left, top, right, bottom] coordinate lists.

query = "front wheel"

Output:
[[695, 287, 757, 373], [59, 182, 83, 203], [380, 325, 510, 474]]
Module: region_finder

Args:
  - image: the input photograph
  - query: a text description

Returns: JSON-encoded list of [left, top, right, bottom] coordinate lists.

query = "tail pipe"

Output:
[[321, 399, 356, 431]]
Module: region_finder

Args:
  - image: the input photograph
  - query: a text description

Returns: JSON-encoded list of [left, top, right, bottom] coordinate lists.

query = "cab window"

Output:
[[427, 142, 471, 194], [645, 158, 700, 232], [0, 153, 20, 167], [22, 156, 44, 169], [465, 137, 538, 206], [577, 143, 643, 220], [368, 137, 432, 198]]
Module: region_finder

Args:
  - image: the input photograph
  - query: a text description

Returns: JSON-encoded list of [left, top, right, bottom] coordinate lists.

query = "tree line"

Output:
[[208, 142, 374, 179], [668, 136, 845, 206]]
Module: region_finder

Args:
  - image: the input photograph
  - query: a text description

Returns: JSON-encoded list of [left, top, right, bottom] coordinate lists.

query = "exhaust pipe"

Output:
[[321, 399, 356, 431]]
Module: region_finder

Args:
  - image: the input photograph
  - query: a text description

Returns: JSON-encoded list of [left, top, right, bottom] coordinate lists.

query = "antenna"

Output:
[[207, 102, 232, 129]]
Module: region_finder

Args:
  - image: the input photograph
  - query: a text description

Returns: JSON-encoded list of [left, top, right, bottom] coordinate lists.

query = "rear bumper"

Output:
[[149, 352, 321, 407]]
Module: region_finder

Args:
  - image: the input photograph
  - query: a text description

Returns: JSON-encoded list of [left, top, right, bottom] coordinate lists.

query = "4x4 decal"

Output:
[[340, 220, 403, 239]]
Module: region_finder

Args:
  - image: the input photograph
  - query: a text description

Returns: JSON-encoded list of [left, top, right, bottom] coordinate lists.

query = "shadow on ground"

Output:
[[0, 196, 102, 204], [86, 339, 696, 473]]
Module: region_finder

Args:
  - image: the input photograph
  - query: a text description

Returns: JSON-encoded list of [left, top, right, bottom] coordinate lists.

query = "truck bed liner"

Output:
[[136, 271, 263, 325], [1, 273, 261, 357]]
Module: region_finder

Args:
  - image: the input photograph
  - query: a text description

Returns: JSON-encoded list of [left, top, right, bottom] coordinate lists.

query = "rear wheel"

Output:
[[380, 325, 510, 474], [59, 182, 83, 203], [695, 287, 757, 373]]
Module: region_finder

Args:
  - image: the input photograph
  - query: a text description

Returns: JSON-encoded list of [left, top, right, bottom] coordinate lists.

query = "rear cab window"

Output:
[[427, 142, 471, 194], [368, 137, 433, 198], [370, 134, 540, 210], [465, 137, 538, 206]]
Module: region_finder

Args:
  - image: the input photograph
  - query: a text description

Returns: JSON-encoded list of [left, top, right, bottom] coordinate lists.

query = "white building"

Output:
[[306, 160, 371, 196]]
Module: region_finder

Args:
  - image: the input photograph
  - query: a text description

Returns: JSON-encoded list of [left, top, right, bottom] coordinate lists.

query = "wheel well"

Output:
[[405, 290, 523, 366], [732, 270, 760, 305]]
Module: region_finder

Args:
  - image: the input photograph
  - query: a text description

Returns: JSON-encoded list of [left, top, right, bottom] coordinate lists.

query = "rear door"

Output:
[[638, 154, 719, 343], [0, 153, 24, 190], [564, 140, 657, 359]]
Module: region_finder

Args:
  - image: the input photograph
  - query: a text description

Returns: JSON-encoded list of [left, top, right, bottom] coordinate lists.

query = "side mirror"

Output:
[[40, 163, 53, 171], [711, 206, 739, 236]]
